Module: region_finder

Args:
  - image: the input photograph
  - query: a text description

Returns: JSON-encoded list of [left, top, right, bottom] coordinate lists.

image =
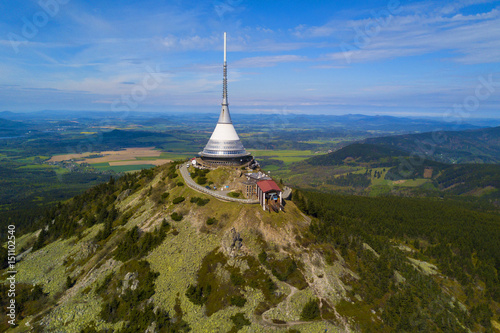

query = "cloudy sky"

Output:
[[1, 0, 499, 117]]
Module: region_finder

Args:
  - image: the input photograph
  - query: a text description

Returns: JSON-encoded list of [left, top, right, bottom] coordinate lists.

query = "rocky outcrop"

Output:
[[121, 271, 139, 294], [117, 189, 132, 201], [221, 228, 243, 257]]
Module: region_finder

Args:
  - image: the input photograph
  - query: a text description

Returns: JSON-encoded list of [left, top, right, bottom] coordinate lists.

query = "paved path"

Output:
[[179, 163, 259, 204]]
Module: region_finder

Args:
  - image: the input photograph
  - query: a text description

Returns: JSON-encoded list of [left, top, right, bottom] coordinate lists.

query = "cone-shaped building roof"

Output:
[[200, 33, 251, 159]]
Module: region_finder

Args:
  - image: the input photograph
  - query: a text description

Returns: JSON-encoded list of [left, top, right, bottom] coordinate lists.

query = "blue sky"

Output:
[[1, 0, 499, 118]]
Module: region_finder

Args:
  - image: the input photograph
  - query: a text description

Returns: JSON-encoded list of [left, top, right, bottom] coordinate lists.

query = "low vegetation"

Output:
[[91, 260, 191, 332], [172, 196, 185, 204], [190, 196, 210, 206], [114, 220, 171, 262], [206, 217, 217, 225], [300, 298, 321, 321], [171, 212, 183, 221]]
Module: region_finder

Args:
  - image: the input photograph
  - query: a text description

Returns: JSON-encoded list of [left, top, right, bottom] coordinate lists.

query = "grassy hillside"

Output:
[[2, 161, 499, 332], [0, 163, 341, 332]]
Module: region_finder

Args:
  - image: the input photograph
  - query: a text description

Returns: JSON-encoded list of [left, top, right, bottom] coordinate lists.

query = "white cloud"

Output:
[[296, 4, 500, 64]]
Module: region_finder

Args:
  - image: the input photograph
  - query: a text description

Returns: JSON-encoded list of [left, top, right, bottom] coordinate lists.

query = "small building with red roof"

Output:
[[257, 179, 283, 212]]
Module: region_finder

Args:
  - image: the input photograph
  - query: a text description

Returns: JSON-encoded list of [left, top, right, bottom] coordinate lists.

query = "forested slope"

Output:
[[294, 190, 500, 332]]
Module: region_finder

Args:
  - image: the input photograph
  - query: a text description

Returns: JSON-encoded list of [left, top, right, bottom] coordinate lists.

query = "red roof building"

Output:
[[257, 180, 282, 212], [257, 180, 281, 193]]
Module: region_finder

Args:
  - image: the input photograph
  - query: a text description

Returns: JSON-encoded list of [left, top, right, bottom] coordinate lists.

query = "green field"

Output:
[[159, 152, 194, 160], [18, 164, 57, 169], [248, 149, 314, 157], [89, 162, 110, 168], [248, 149, 316, 165], [392, 178, 432, 187], [91, 163, 156, 172], [298, 140, 340, 144], [134, 156, 163, 161]]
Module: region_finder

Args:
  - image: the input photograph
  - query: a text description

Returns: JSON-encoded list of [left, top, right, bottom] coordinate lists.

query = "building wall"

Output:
[[257, 186, 264, 210]]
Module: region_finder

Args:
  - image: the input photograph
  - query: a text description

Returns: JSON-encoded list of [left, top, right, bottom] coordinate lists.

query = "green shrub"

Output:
[[171, 212, 183, 221], [191, 197, 210, 206], [96, 273, 113, 295], [227, 192, 241, 198], [32, 229, 47, 251], [114, 222, 170, 262], [167, 166, 178, 179], [300, 298, 320, 321], [230, 271, 245, 286], [95, 219, 113, 242], [99, 260, 160, 324], [161, 218, 170, 229], [176, 181, 184, 187], [230, 313, 250, 331], [267, 256, 308, 290], [114, 227, 140, 261], [196, 177, 207, 185], [185, 284, 211, 305], [258, 251, 268, 265], [230, 295, 247, 307], [66, 276, 75, 289], [172, 196, 185, 204], [206, 217, 217, 226]]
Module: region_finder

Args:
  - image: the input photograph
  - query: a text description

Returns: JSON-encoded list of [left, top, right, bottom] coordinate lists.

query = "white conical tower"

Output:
[[200, 32, 252, 166]]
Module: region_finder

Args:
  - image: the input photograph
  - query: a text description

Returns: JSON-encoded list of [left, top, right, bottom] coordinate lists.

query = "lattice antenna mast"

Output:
[[222, 32, 228, 106]]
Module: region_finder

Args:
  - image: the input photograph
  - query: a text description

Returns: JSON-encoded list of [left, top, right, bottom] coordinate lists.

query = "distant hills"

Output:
[[288, 141, 500, 201], [363, 126, 500, 163], [1, 110, 495, 131]]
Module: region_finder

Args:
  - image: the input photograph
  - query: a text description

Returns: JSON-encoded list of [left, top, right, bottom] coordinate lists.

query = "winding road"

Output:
[[179, 163, 259, 204]]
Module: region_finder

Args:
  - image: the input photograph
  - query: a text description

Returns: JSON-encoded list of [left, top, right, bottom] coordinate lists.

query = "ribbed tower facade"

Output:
[[199, 32, 253, 166]]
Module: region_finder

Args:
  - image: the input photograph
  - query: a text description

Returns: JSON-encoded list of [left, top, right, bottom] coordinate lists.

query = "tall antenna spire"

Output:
[[217, 32, 231, 124], [199, 31, 253, 166], [222, 32, 228, 106]]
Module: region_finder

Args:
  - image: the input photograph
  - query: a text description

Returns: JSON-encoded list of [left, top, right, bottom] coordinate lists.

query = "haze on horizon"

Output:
[[1, 0, 499, 118]]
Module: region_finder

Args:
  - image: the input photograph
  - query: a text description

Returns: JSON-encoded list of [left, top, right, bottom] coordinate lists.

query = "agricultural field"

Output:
[[49, 147, 179, 173], [49, 147, 162, 163], [248, 149, 319, 173]]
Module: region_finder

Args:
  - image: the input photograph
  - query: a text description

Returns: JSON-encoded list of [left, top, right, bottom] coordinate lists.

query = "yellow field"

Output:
[[109, 159, 171, 166], [49, 147, 162, 163], [48, 147, 173, 170]]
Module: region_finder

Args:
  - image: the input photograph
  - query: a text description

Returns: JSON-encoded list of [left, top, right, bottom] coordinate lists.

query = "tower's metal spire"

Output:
[[218, 32, 232, 124], [223, 31, 227, 105]]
